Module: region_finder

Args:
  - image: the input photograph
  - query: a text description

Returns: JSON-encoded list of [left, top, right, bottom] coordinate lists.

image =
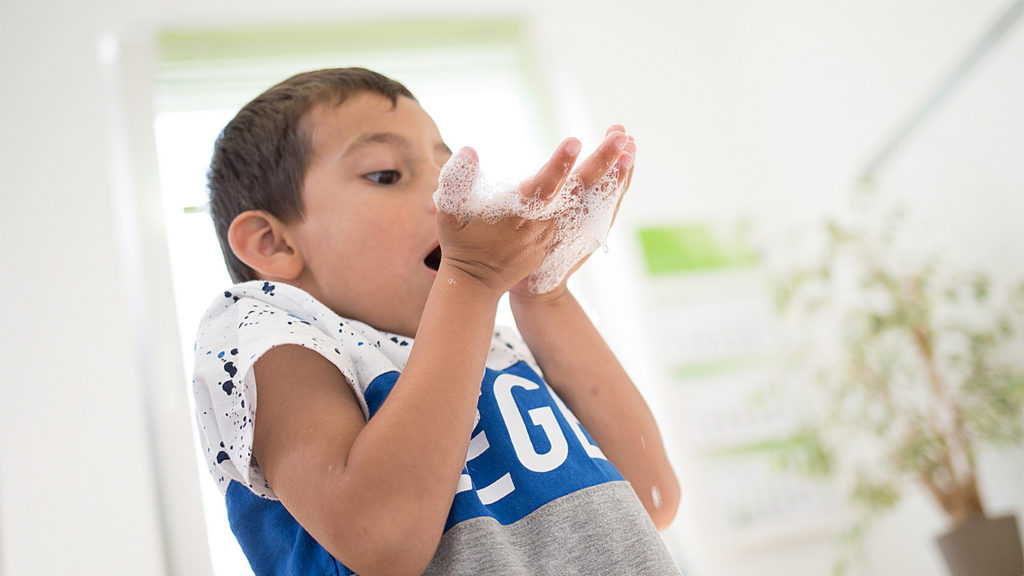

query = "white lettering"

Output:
[[493, 374, 569, 473], [477, 473, 515, 505], [467, 430, 489, 462]]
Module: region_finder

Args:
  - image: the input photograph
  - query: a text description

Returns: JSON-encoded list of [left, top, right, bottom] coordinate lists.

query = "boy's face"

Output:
[[288, 93, 452, 337]]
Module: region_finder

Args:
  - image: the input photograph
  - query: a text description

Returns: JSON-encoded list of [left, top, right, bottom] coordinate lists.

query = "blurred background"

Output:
[[1, 0, 1022, 575]]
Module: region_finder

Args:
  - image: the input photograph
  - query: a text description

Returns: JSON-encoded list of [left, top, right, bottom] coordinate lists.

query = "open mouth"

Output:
[[424, 245, 442, 271]]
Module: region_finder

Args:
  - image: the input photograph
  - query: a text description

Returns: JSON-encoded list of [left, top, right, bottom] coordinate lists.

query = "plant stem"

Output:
[[906, 277, 984, 524]]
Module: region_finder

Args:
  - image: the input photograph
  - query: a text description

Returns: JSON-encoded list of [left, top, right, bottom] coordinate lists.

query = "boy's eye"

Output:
[[364, 170, 401, 185]]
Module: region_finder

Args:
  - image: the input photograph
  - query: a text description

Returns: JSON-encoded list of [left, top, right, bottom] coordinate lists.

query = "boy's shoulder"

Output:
[[193, 279, 412, 395]]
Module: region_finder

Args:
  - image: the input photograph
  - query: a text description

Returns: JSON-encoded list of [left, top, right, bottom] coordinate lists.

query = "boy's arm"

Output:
[[509, 288, 680, 529], [510, 127, 680, 529], [250, 142, 578, 576], [252, 268, 501, 575]]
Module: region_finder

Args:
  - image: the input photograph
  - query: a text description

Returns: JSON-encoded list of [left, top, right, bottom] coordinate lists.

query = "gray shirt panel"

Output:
[[425, 481, 680, 575]]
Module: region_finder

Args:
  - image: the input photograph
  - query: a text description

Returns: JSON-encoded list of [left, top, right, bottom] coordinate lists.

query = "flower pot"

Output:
[[936, 514, 1024, 576]]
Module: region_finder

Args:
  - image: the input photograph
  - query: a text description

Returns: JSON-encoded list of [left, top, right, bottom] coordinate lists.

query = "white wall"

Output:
[[1, 1, 1021, 575]]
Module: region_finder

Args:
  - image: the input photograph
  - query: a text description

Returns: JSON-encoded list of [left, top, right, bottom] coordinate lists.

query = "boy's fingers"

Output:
[[436, 147, 480, 228], [525, 138, 581, 201], [439, 147, 479, 193], [574, 129, 633, 189], [612, 138, 635, 204], [616, 139, 636, 183]]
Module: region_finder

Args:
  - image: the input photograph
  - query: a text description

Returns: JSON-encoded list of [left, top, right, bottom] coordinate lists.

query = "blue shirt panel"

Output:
[[225, 481, 351, 576], [440, 361, 623, 529]]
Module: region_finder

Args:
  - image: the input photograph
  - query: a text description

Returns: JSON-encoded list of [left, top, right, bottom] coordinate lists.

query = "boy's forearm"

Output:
[[336, 262, 503, 567], [509, 290, 680, 529], [353, 263, 499, 486]]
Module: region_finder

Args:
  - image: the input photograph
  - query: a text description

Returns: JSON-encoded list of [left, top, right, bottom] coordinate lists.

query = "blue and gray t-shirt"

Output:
[[193, 280, 679, 575]]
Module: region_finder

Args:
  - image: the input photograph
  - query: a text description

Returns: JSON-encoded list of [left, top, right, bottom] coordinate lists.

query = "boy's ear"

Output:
[[228, 210, 304, 280]]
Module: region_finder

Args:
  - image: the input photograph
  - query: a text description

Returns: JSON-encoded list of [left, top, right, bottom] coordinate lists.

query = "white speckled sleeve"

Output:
[[192, 286, 363, 499]]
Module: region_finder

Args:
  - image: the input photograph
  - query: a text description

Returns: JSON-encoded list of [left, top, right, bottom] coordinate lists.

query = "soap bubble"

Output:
[[651, 485, 663, 509], [433, 147, 625, 294]]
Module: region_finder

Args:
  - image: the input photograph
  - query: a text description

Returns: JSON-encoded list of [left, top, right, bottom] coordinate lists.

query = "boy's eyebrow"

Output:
[[345, 132, 407, 154], [343, 132, 451, 156]]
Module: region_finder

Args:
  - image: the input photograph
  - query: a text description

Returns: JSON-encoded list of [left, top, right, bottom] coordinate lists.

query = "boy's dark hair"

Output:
[[208, 67, 416, 283]]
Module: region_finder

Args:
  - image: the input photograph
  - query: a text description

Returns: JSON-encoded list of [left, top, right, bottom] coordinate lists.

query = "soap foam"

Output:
[[433, 147, 624, 294]]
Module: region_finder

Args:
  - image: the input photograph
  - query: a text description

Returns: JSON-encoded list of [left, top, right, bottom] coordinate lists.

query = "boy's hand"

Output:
[[511, 125, 636, 302], [436, 139, 583, 293]]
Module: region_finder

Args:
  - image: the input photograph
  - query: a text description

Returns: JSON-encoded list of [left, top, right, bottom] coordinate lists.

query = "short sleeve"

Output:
[[192, 289, 364, 499]]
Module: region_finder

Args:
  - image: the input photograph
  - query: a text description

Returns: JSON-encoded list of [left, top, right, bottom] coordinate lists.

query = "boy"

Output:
[[193, 67, 680, 575]]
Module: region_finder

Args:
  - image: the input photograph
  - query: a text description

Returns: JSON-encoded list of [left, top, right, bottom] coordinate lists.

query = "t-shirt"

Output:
[[193, 280, 680, 575]]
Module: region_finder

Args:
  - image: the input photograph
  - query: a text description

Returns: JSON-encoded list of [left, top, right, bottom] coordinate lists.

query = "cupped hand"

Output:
[[435, 139, 582, 294], [511, 125, 636, 301]]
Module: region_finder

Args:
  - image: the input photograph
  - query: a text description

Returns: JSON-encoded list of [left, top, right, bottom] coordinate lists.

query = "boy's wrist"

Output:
[[509, 285, 574, 311], [435, 260, 509, 301]]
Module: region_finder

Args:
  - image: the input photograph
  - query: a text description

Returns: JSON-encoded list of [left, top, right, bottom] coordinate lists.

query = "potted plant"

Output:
[[773, 188, 1024, 575]]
